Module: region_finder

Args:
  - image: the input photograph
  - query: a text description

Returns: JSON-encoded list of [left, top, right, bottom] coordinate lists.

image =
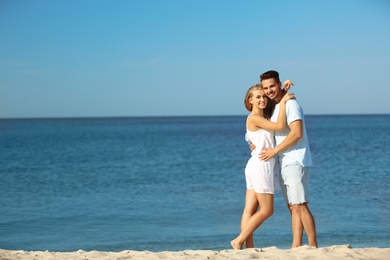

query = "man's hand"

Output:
[[259, 148, 277, 161], [249, 143, 256, 151]]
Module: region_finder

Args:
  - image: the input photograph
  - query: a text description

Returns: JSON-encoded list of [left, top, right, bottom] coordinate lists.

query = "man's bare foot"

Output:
[[231, 239, 242, 250]]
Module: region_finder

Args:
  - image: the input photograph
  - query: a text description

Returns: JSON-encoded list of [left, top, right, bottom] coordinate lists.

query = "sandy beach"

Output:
[[1, 245, 389, 260]]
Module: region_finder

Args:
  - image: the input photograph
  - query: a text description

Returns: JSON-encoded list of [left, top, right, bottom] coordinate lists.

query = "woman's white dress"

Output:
[[244, 127, 278, 194]]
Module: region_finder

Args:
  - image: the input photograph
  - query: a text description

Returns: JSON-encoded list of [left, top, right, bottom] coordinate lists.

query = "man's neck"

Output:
[[274, 91, 285, 104]]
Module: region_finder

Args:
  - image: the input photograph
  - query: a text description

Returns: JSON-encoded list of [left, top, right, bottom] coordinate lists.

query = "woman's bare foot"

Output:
[[231, 239, 242, 250]]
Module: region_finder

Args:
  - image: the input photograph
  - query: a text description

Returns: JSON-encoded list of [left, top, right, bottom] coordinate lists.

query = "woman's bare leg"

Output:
[[231, 193, 274, 250], [241, 189, 258, 248]]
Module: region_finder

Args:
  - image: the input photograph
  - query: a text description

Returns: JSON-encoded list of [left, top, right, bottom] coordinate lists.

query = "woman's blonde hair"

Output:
[[244, 83, 274, 119]]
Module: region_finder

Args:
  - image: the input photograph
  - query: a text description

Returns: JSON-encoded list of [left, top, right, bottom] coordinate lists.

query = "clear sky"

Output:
[[1, 0, 389, 118]]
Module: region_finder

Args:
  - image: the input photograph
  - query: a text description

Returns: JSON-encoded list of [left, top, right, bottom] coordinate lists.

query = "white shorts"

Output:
[[280, 162, 310, 205], [245, 157, 277, 194]]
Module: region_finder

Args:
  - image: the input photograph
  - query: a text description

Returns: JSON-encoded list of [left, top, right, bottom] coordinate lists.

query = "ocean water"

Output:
[[0, 115, 389, 252]]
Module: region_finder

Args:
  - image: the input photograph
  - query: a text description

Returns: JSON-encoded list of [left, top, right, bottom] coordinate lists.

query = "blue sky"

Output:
[[1, 0, 389, 118]]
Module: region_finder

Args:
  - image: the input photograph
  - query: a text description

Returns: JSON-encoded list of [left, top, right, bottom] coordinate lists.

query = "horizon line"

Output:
[[1, 113, 389, 120]]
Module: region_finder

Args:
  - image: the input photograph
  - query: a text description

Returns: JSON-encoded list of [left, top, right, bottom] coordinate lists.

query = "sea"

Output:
[[0, 115, 389, 252]]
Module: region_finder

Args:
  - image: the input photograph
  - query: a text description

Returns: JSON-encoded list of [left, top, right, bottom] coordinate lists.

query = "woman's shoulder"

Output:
[[247, 113, 266, 121], [246, 113, 265, 131]]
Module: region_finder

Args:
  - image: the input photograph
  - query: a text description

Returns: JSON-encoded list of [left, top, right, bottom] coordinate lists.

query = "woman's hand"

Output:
[[281, 92, 295, 104], [283, 80, 294, 93]]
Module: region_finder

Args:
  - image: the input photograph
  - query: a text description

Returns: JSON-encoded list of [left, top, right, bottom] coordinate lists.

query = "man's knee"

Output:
[[290, 203, 308, 215]]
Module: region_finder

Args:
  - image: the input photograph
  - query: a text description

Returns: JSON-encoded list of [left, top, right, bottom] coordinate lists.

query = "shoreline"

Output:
[[1, 245, 389, 260]]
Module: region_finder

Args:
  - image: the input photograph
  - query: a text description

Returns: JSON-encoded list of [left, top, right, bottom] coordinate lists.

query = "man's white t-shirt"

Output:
[[271, 100, 313, 168]]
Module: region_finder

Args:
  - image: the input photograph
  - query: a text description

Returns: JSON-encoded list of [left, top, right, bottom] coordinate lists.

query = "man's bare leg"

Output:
[[289, 204, 303, 248], [291, 203, 317, 248]]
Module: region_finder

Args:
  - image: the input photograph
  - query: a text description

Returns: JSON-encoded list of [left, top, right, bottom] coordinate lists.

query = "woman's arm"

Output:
[[283, 80, 294, 92], [249, 93, 294, 131]]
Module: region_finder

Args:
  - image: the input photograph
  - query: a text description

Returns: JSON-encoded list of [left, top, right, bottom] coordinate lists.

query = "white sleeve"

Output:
[[286, 100, 303, 125]]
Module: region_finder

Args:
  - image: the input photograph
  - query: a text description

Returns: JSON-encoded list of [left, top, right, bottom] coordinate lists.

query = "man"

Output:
[[257, 70, 317, 248]]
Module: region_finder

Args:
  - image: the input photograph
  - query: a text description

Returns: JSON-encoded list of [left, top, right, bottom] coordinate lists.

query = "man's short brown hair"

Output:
[[260, 70, 281, 83]]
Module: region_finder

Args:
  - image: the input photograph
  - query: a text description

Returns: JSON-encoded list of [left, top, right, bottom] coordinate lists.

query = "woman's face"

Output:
[[250, 89, 268, 110]]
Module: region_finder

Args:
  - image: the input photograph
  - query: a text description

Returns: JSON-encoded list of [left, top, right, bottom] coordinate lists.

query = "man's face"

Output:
[[261, 78, 282, 100]]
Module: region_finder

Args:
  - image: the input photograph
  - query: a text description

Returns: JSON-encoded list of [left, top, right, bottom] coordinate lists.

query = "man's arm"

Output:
[[259, 120, 302, 161]]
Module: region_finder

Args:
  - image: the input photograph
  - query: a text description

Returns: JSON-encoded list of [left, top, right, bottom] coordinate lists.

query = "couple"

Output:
[[231, 70, 317, 250]]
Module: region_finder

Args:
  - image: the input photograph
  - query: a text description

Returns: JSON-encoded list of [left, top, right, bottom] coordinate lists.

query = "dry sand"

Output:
[[1, 245, 389, 260]]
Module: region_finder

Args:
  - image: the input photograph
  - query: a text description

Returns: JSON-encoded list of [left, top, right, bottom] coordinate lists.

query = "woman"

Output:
[[231, 81, 294, 250]]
